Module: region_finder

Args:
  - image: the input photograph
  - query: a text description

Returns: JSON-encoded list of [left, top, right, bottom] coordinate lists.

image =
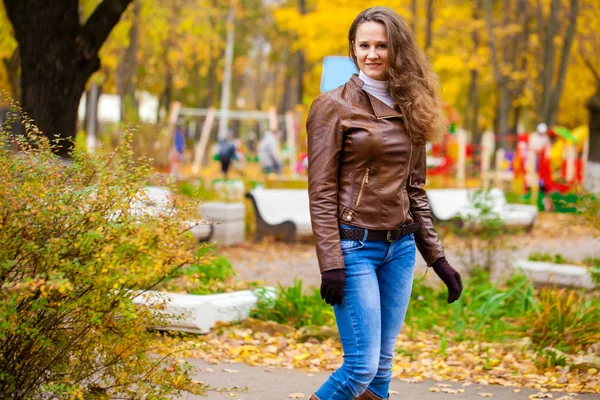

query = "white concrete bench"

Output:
[[132, 186, 213, 243], [426, 188, 537, 230], [199, 202, 246, 245], [245, 188, 312, 242], [514, 260, 595, 289], [132, 288, 276, 334]]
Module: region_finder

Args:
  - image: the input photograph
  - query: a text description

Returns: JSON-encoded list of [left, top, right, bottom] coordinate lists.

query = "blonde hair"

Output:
[[348, 6, 446, 144]]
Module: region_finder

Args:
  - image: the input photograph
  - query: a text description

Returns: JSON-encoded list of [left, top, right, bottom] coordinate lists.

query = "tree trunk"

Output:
[[467, 0, 482, 142], [117, 1, 140, 122], [425, 0, 434, 51], [484, 0, 511, 147], [511, 105, 521, 134], [84, 82, 102, 139], [3, 0, 133, 158], [411, 0, 418, 36], [548, 0, 579, 125], [587, 83, 600, 164], [540, 0, 560, 124], [2, 49, 20, 101], [295, 0, 306, 106]]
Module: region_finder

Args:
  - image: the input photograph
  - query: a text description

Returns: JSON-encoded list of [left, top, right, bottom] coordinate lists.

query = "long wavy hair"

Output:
[[348, 6, 446, 144]]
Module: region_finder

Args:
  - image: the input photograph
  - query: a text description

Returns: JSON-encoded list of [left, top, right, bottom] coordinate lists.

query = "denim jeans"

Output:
[[315, 226, 416, 400]]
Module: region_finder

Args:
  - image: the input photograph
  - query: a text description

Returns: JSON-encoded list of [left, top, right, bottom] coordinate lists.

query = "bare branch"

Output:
[[79, 0, 135, 58], [549, 0, 579, 124], [484, 0, 503, 83], [581, 55, 600, 83]]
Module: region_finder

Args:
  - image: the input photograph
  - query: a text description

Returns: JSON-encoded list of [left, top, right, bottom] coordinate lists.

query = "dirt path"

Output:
[[217, 212, 599, 288]]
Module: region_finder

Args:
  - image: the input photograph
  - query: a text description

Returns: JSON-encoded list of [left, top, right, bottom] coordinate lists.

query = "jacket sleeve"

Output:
[[407, 144, 445, 265], [307, 94, 345, 273]]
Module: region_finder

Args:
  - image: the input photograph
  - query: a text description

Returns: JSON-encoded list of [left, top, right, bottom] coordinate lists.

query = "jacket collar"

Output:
[[349, 74, 403, 119]]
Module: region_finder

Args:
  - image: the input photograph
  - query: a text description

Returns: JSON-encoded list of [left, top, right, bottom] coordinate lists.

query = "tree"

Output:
[[538, 0, 579, 126], [2, 0, 134, 157]]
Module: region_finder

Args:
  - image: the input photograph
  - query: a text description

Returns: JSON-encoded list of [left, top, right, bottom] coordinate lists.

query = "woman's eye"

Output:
[[378, 44, 387, 49], [360, 44, 368, 48]]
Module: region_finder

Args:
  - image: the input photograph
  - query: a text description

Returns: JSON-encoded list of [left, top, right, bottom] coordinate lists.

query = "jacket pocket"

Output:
[[355, 167, 370, 207], [340, 206, 355, 223]]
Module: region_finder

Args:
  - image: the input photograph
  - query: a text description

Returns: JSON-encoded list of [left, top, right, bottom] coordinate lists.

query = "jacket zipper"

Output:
[[399, 142, 414, 222], [355, 168, 370, 207], [404, 142, 414, 220]]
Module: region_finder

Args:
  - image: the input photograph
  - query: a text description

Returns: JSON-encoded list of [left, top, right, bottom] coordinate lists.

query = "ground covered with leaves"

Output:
[[156, 209, 600, 396], [158, 319, 600, 395]]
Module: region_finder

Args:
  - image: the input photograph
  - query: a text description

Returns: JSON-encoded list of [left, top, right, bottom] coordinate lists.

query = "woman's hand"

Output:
[[320, 269, 345, 306], [431, 257, 462, 303]]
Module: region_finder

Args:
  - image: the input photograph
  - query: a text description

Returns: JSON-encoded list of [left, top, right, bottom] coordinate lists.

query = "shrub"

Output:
[[408, 270, 535, 342], [0, 97, 205, 398], [447, 190, 510, 274], [528, 252, 571, 264], [158, 245, 258, 295], [250, 279, 335, 328], [520, 288, 600, 352]]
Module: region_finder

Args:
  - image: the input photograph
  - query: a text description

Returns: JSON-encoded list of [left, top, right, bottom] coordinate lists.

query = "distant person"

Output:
[[169, 125, 186, 177], [218, 134, 237, 179], [246, 131, 257, 159], [257, 129, 282, 174]]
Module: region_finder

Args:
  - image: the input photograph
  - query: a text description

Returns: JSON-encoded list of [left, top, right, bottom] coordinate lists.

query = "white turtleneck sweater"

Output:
[[358, 70, 394, 108]]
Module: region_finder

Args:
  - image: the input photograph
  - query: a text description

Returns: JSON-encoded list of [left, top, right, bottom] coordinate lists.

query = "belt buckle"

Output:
[[386, 230, 396, 243]]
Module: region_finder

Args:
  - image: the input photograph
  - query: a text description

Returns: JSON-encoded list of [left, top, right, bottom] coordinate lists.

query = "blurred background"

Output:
[[0, 0, 598, 196]]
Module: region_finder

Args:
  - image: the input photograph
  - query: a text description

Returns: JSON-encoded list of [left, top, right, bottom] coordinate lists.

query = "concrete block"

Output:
[[133, 288, 276, 334], [514, 260, 595, 289], [212, 220, 246, 245], [201, 201, 246, 222]]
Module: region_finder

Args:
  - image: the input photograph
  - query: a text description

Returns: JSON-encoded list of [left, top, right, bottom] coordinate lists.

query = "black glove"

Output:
[[320, 269, 345, 306], [432, 257, 462, 303]]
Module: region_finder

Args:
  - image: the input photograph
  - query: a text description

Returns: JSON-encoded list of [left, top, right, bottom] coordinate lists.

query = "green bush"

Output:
[[447, 190, 510, 274], [158, 245, 258, 295], [520, 288, 600, 352], [0, 98, 205, 398], [408, 270, 535, 342], [250, 279, 335, 328], [528, 252, 571, 264]]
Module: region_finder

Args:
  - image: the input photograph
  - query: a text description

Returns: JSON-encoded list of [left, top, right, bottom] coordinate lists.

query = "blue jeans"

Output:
[[315, 227, 416, 400]]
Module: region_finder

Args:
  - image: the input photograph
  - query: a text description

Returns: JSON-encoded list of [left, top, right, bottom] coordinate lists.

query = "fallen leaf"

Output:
[[441, 388, 458, 394], [479, 394, 494, 397], [288, 393, 305, 399], [436, 383, 453, 388], [222, 368, 238, 373], [428, 387, 440, 392]]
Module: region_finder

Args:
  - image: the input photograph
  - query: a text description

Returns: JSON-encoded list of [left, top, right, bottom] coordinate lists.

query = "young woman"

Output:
[[306, 7, 463, 400]]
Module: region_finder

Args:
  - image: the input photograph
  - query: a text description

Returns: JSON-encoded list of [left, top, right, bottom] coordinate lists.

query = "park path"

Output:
[[219, 236, 600, 289], [188, 212, 600, 399], [179, 360, 599, 400]]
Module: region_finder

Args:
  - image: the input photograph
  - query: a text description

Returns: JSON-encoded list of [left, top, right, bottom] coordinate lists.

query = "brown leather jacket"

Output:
[[306, 74, 445, 273]]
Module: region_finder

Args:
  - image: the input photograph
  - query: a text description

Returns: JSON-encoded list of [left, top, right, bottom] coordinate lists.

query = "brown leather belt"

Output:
[[339, 223, 419, 242]]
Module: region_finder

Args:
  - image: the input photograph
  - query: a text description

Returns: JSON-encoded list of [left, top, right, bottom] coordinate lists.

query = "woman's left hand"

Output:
[[431, 257, 462, 303]]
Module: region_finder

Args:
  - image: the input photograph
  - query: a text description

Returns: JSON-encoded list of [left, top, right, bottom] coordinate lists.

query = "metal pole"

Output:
[[86, 82, 99, 153], [218, 5, 235, 140]]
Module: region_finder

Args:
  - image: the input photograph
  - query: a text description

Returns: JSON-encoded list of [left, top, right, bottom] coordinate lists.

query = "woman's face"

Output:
[[353, 21, 390, 81]]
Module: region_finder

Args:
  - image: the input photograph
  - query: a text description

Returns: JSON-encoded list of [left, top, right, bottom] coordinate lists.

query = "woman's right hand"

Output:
[[320, 269, 345, 306]]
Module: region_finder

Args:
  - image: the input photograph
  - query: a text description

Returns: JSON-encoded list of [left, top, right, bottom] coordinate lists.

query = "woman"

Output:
[[306, 7, 462, 400]]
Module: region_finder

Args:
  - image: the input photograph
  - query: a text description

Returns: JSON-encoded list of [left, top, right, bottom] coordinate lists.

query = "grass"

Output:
[[159, 245, 259, 295], [250, 279, 335, 328], [250, 270, 600, 354]]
